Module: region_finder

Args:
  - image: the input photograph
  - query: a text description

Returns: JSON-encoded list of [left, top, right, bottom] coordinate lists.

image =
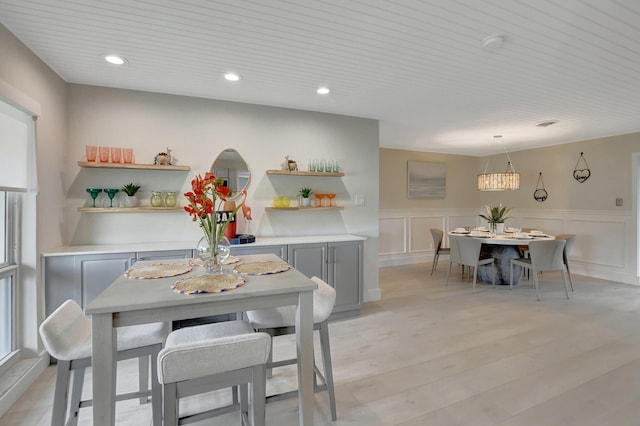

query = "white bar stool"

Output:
[[38, 299, 169, 426], [245, 276, 337, 421], [157, 320, 271, 426]]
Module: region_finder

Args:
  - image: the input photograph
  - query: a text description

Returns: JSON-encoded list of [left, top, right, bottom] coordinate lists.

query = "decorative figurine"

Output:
[[154, 147, 172, 165], [282, 155, 298, 172]]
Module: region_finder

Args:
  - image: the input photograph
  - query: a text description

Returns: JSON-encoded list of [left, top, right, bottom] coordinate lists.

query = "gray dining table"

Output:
[[85, 253, 317, 426]]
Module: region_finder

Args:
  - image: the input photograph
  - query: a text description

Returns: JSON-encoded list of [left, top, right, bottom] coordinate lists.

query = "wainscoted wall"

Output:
[[380, 208, 638, 286]]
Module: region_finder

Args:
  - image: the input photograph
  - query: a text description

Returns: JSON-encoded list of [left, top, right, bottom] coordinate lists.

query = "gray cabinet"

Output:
[[328, 241, 363, 313], [288, 243, 327, 281], [288, 240, 363, 315], [44, 239, 362, 318], [231, 244, 287, 261], [136, 249, 193, 261], [45, 252, 135, 316]]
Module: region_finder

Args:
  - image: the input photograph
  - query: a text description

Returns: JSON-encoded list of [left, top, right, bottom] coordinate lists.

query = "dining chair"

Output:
[[245, 276, 337, 421], [430, 228, 450, 275], [554, 234, 576, 291], [157, 320, 271, 426], [445, 234, 463, 285], [510, 239, 569, 300], [39, 299, 169, 426], [446, 236, 495, 291]]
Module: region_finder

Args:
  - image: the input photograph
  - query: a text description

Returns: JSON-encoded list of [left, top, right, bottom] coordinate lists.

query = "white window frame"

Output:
[[0, 191, 19, 374]]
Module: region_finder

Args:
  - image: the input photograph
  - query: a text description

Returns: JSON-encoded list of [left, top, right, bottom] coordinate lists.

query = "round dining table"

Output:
[[448, 231, 555, 285]]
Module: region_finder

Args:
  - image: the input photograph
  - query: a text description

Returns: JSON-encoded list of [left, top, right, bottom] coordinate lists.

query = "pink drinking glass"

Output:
[[110, 147, 122, 163], [85, 145, 97, 162], [123, 148, 134, 164], [99, 146, 110, 162]]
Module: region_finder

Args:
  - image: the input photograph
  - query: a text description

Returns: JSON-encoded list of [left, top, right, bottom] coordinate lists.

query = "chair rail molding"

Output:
[[379, 208, 637, 286]]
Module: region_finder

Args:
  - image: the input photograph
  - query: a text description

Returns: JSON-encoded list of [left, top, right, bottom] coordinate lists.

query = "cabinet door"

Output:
[[231, 244, 288, 261], [288, 243, 327, 281], [76, 253, 135, 307], [328, 241, 363, 313], [44, 256, 76, 317], [136, 249, 193, 261]]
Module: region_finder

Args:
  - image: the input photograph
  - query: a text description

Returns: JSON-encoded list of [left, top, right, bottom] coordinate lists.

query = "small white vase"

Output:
[[494, 223, 505, 235], [302, 197, 311, 207], [124, 195, 138, 207]]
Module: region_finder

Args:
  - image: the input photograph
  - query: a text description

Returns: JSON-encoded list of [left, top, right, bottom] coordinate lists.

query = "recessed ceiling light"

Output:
[[317, 87, 331, 95], [482, 34, 505, 50], [535, 120, 559, 127], [224, 73, 241, 82], [104, 55, 127, 65]]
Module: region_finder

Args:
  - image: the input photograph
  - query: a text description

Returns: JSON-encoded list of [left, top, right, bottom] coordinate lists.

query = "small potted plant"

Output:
[[478, 203, 511, 234], [299, 187, 312, 207], [121, 183, 141, 207]]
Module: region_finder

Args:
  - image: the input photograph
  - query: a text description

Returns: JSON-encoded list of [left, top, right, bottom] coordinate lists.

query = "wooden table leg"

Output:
[[91, 313, 116, 425], [295, 290, 314, 425]]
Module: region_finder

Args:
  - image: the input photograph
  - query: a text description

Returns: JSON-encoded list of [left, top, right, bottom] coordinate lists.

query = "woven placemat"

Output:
[[172, 273, 245, 294], [189, 255, 241, 267], [125, 263, 192, 279], [233, 261, 290, 275]]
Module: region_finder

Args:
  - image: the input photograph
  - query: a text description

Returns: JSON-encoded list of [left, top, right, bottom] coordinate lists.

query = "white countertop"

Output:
[[41, 234, 366, 257]]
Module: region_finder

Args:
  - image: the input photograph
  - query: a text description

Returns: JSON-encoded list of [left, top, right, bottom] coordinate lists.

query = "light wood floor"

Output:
[[3, 262, 640, 425]]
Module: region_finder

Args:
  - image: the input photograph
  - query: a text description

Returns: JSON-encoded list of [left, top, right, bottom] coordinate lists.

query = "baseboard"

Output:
[[0, 353, 49, 418]]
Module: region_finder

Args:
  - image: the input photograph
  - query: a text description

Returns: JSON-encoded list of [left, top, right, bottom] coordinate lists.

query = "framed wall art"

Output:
[[407, 161, 446, 199]]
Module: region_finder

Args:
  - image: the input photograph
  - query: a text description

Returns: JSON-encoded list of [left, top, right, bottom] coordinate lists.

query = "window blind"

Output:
[[0, 99, 37, 192]]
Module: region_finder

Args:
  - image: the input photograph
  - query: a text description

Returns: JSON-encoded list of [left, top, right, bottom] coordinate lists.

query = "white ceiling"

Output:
[[2, 0, 640, 156]]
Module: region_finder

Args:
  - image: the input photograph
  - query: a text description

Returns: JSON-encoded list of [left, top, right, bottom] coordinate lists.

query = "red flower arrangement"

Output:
[[184, 172, 247, 248]]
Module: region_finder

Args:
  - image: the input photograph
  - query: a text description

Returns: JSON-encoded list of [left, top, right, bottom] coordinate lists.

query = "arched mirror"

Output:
[[211, 148, 250, 199]]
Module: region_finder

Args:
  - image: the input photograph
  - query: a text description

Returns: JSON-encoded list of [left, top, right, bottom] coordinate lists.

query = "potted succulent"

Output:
[[478, 203, 511, 234], [299, 187, 312, 207], [121, 183, 141, 207]]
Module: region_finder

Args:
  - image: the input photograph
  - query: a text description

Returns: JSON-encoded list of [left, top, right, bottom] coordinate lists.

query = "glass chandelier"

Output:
[[477, 135, 520, 191]]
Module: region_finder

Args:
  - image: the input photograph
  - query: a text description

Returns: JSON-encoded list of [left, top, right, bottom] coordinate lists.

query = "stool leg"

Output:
[[150, 351, 162, 426], [251, 364, 266, 426], [162, 383, 178, 426], [138, 356, 150, 404], [51, 361, 72, 426], [68, 367, 85, 426], [319, 322, 337, 421], [240, 383, 249, 419]]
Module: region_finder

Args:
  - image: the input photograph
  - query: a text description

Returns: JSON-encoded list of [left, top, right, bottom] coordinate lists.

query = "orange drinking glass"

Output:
[[123, 148, 134, 164], [85, 145, 97, 162], [99, 146, 110, 162], [314, 193, 325, 207], [110, 147, 122, 163]]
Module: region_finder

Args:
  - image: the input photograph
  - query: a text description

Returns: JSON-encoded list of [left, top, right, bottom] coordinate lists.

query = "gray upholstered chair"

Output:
[[430, 228, 450, 275], [157, 320, 271, 426], [38, 299, 168, 426], [510, 239, 569, 300], [245, 276, 337, 421], [445, 234, 463, 285], [448, 236, 495, 292], [554, 234, 576, 291]]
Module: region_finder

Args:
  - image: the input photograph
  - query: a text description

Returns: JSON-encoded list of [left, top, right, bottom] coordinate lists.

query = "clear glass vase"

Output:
[[196, 235, 231, 274]]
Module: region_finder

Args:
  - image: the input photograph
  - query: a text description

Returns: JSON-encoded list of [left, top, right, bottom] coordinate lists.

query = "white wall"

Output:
[[380, 208, 637, 285], [65, 85, 381, 301]]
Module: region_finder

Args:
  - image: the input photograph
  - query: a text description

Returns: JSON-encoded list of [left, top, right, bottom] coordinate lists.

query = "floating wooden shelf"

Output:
[[265, 206, 344, 211], [77, 206, 184, 213], [78, 161, 190, 171], [266, 169, 344, 177]]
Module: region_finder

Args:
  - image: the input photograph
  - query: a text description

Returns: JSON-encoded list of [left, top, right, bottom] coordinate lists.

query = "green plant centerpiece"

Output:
[[121, 183, 141, 196], [299, 187, 312, 207], [478, 203, 511, 233], [121, 183, 141, 207]]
